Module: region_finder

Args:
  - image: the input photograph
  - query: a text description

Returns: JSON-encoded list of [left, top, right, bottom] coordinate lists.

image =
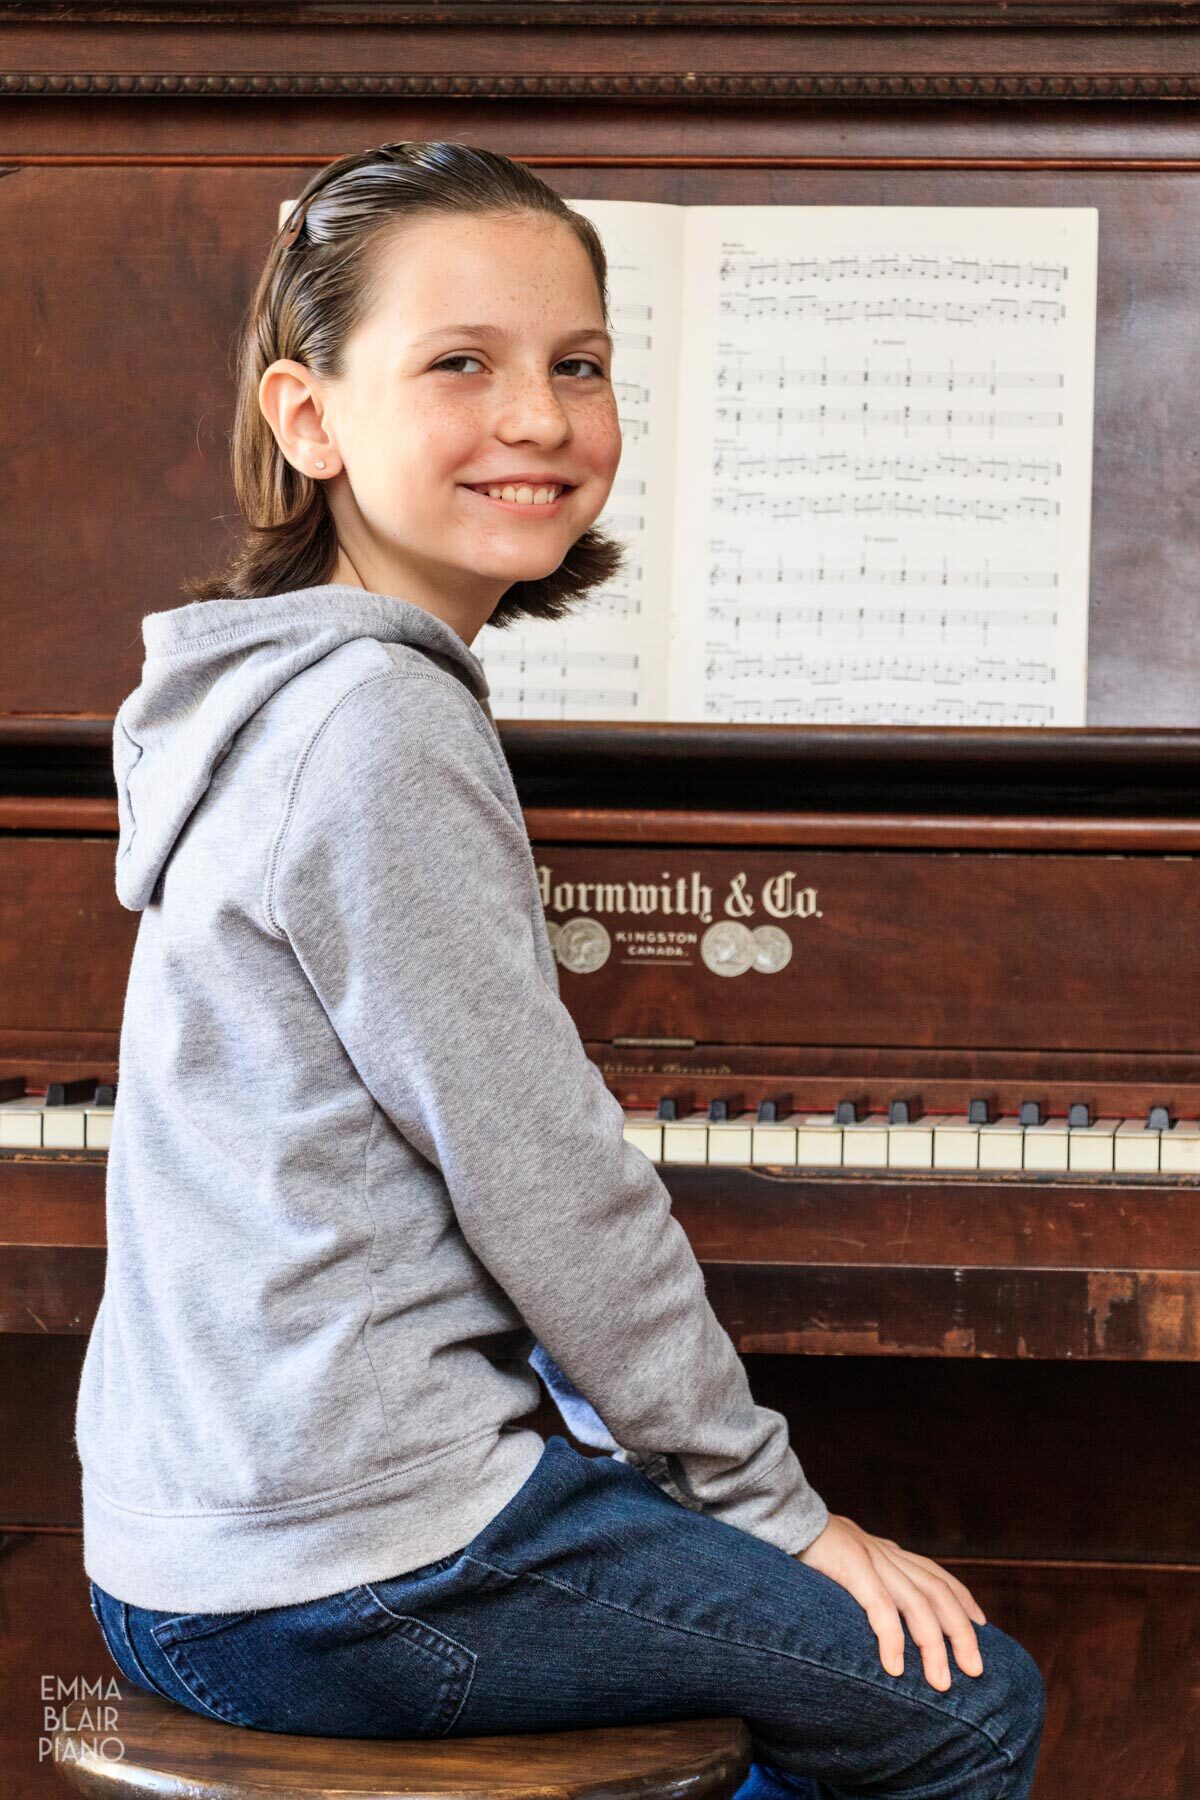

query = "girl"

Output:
[[79, 141, 1045, 1798]]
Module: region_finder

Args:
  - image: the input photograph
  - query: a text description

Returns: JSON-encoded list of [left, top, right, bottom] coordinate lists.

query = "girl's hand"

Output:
[[795, 1513, 988, 1692]]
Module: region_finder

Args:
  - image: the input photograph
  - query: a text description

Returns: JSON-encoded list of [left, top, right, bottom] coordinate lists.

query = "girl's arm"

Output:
[[268, 658, 829, 1557]]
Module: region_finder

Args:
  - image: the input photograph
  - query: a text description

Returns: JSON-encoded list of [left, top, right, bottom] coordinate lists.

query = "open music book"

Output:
[[475, 199, 1099, 726]]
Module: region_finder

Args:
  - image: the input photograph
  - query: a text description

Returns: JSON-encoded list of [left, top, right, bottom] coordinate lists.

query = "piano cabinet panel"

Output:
[[6, 1150, 1199, 1358], [711, 1264, 1200, 1361], [745, 1353, 1200, 1566], [0, 836, 132, 1058], [539, 846, 1200, 1055]]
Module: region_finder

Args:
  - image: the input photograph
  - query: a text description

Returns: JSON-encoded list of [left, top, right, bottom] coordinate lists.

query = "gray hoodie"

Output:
[[75, 584, 828, 1613]]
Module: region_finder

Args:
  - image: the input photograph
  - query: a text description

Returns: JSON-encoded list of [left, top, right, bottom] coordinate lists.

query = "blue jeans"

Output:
[[87, 1435, 1045, 1798]]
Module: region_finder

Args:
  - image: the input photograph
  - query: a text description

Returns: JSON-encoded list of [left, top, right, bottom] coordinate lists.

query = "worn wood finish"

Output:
[[7, 1150, 1200, 1354], [49, 1693, 752, 1800], [709, 1263, 1200, 1359]]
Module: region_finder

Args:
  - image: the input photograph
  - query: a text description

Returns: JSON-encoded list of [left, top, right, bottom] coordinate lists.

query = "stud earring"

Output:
[[314, 459, 327, 470]]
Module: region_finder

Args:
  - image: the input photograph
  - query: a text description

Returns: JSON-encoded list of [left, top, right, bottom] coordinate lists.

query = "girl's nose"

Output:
[[492, 377, 572, 442]]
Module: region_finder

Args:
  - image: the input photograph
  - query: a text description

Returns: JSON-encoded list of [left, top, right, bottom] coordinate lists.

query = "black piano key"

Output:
[[834, 1100, 860, 1126], [707, 1099, 729, 1123], [757, 1100, 779, 1124], [1019, 1100, 1042, 1128], [93, 1083, 117, 1107], [967, 1097, 992, 1126], [887, 1100, 911, 1126], [1148, 1104, 1173, 1132], [656, 1098, 678, 1123], [46, 1077, 99, 1106], [1067, 1103, 1091, 1130]]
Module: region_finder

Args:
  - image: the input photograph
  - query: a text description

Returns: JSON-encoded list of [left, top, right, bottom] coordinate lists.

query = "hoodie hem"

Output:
[[81, 1426, 545, 1615]]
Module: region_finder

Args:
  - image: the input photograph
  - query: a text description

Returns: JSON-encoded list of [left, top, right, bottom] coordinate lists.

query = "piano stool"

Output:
[[51, 1680, 753, 1800]]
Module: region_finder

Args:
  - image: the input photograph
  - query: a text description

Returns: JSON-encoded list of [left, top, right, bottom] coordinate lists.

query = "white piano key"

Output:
[[661, 1119, 710, 1164], [707, 1120, 755, 1165], [84, 1103, 114, 1149], [888, 1114, 950, 1171], [793, 1114, 843, 1168], [933, 1116, 981, 1170], [1067, 1118, 1119, 1172], [623, 1113, 664, 1160], [1160, 1120, 1200, 1174], [840, 1114, 890, 1168], [1114, 1119, 1162, 1173], [1022, 1119, 1070, 1171], [978, 1116, 1025, 1171], [0, 1097, 45, 1148], [751, 1124, 799, 1166], [41, 1103, 89, 1149]]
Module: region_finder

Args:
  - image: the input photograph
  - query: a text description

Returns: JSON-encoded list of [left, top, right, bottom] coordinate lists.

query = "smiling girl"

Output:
[[77, 142, 1044, 1798]]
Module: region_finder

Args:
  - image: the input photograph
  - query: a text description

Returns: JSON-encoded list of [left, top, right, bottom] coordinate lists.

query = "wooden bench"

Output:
[[51, 1678, 752, 1798]]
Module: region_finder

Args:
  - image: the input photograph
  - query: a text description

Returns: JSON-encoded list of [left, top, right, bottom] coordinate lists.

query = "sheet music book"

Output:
[[473, 199, 1099, 726]]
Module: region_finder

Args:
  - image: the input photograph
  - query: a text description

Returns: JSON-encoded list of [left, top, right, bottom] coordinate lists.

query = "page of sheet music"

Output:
[[668, 207, 1098, 725], [474, 199, 683, 720]]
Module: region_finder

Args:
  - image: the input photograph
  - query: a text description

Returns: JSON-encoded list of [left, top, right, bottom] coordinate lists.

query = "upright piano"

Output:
[[3, 2, 1200, 1794]]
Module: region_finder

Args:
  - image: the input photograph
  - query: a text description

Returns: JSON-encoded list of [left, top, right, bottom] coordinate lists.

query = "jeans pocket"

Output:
[[89, 1584, 174, 1702], [354, 1582, 477, 1736], [147, 1610, 259, 1726], [148, 1586, 476, 1738]]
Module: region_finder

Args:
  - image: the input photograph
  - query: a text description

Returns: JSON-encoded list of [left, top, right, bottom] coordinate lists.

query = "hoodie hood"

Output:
[[113, 584, 493, 912]]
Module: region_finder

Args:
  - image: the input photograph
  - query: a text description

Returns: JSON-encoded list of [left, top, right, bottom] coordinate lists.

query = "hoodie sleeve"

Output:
[[267, 665, 829, 1557]]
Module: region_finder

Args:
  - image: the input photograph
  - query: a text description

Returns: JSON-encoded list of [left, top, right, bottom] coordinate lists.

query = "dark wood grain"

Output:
[[49, 1693, 751, 1799]]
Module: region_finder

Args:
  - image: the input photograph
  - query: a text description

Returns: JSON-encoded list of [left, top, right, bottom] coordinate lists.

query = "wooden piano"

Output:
[[4, 1, 1200, 1794]]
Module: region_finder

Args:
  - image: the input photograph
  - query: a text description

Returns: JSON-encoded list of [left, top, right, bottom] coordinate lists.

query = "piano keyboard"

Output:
[[5, 1081, 1197, 1175], [0, 1081, 115, 1150], [622, 1099, 1200, 1175]]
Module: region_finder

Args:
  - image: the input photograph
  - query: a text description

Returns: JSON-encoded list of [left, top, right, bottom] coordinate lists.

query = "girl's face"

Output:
[[275, 209, 622, 639]]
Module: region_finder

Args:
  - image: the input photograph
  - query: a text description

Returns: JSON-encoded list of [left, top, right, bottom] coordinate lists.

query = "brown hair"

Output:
[[182, 141, 626, 628]]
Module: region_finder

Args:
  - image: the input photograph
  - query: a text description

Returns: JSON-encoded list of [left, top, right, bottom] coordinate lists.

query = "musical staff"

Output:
[[709, 450, 1061, 485], [718, 252, 1068, 291], [715, 361, 1064, 394], [707, 556, 1059, 592], [703, 602, 1059, 641], [719, 293, 1067, 327], [703, 650, 1055, 686], [711, 490, 1061, 523], [714, 404, 1063, 435], [703, 694, 1057, 725]]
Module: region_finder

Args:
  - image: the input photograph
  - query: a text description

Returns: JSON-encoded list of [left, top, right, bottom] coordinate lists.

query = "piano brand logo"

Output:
[[537, 864, 821, 926]]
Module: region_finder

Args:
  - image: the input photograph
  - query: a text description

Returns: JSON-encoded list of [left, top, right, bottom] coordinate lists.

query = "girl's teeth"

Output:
[[483, 483, 561, 505]]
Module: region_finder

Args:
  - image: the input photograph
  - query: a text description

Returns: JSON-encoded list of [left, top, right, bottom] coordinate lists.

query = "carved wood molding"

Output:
[[2, 2, 1198, 25], [5, 69, 1200, 99]]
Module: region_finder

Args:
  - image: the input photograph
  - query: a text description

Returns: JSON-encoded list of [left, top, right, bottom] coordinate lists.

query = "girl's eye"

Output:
[[430, 355, 605, 379]]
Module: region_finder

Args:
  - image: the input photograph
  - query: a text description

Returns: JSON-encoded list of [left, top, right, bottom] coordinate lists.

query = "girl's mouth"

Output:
[[458, 482, 574, 516]]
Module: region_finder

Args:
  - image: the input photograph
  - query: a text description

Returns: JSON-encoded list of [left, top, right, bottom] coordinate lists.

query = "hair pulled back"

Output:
[[183, 140, 626, 628]]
